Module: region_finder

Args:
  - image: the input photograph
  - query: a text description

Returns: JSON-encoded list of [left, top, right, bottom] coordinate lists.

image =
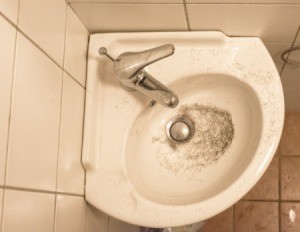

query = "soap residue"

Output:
[[152, 104, 234, 174]]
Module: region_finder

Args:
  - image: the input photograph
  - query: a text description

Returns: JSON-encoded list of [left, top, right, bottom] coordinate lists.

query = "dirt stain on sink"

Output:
[[152, 104, 235, 174]]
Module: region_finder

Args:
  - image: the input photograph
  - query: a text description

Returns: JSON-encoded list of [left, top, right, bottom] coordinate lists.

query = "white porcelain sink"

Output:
[[83, 32, 284, 228]]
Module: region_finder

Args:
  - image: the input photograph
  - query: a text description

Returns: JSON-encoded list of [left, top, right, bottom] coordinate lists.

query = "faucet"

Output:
[[98, 44, 179, 108]]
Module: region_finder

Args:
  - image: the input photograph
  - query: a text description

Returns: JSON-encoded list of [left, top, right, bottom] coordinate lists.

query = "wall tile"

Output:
[[281, 157, 300, 200], [54, 195, 86, 232], [6, 33, 62, 191], [0, 0, 19, 24], [57, 73, 85, 195], [2, 190, 55, 232], [280, 112, 300, 156], [264, 43, 291, 70], [64, 6, 89, 87], [70, 3, 188, 32], [86, 204, 109, 232], [108, 217, 140, 232], [187, 4, 300, 43], [297, 30, 300, 43], [234, 201, 279, 232], [281, 202, 300, 232], [18, 0, 67, 65], [280, 68, 300, 111], [286, 44, 300, 68], [0, 16, 16, 185], [200, 207, 233, 232], [243, 157, 279, 200]]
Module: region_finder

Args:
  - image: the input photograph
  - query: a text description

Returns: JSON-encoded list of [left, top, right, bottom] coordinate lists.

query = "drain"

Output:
[[166, 116, 195, 143]]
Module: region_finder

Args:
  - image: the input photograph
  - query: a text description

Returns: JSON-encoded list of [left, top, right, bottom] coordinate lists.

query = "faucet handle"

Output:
[[114, 44, 175, 80]]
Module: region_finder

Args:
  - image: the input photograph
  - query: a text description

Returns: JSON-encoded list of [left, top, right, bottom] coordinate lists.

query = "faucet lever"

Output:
[[114, 44, 175, 80]]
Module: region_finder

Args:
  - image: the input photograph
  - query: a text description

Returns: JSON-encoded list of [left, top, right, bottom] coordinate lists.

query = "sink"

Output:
[[83, 32, 284, 228]]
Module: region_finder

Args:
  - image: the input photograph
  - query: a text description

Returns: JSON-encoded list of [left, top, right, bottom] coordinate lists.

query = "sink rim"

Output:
[[83, 31, 285, 227]]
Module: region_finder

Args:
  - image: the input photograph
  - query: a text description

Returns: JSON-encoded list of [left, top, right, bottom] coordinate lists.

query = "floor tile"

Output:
[[281, 202, 300, 232], [243, 157, 279, 200], [2, 189, 55, 232], [281, 157, 300, 200], [234, 201, 278, 232], [200, 207, 232, 232], [280, 112, 300, 156]]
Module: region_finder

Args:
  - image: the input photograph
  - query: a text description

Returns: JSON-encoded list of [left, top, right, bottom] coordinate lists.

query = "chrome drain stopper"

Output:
[[166, 116, 195, 143]]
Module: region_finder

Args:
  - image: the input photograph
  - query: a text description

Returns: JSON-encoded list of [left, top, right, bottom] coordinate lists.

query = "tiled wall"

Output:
[[0, 0, 109, 231], [68, 0, 300, 111], [1, 0, 300, 232]]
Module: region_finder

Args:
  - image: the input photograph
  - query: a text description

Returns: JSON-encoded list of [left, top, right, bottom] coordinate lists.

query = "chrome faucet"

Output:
[[98, 44, 179, 108]]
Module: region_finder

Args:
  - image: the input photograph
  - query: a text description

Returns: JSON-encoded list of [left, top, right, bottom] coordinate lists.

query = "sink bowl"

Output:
[[83, 32, 284, 227]]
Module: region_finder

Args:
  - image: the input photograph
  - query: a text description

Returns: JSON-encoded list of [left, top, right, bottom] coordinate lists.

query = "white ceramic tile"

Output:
[[18, 0, 67, 65], [64, 7, 89, 87], [57, 73, 85, 195], [187, 4, 300, 43], [55, 195, 86, 232], [0, 16, 16, 186], [2, 190, 55, 232], [86, 204, 109, 232], [6, 33, 62, 191], [108, 217, 140, 232], [281, 68, 300, 111], [0, 0, 19, 24], [264, 43, 291, 70], [70, 3, 188, 32], [68, 0, 181, 2]]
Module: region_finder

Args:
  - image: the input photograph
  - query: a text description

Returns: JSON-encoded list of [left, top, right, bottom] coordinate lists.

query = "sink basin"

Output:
[[83, 32, 284, 227]]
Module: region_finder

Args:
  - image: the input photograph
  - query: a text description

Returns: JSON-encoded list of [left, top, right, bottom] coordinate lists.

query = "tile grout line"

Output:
[[182, 0, 191, 31], [52, 4, 69, 232], [0, 12, 85, 90], [0, 0, 21, 230], [81, 36, 90, 199], [83, 32, 90, 232], [0, 185, 84, 197]]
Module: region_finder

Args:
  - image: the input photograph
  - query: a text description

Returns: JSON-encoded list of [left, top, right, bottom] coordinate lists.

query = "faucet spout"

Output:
[[99, 44, 179, 108], [135, 71, 179, 108]]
